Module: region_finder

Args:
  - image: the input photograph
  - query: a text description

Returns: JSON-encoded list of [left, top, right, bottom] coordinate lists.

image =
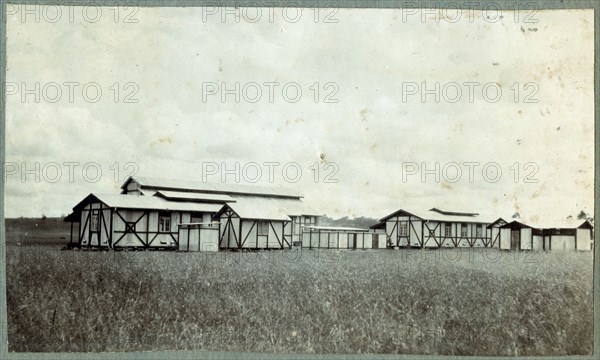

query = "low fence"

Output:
[[301, 227, 387, 250], [178, 223, 220, 252]]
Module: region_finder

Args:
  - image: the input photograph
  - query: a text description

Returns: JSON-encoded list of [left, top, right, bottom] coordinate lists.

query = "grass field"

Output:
[[4, 217, 71, 247], [4, 219, 594, 355]]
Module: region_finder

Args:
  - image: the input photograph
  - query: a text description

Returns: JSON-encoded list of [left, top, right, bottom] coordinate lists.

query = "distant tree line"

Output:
[[319, 216, 379, 229]]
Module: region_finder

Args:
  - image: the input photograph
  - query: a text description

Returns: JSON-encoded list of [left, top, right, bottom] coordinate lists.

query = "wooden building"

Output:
[[66, 176, 593, 253], [498, 219, 594, 251], [178, 223, 220, 252], [300, 225, 387, 250], [65, 176, 321, 251], [487, 218, 508, 248], [498, 220, 539, 251], [216, 198, 293, 250], [69, 193, 221, 249], [372, 208, 497, 248]]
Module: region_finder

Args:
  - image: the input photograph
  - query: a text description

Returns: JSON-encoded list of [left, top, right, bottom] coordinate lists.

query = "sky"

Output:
[[3, 6, 595, 224]]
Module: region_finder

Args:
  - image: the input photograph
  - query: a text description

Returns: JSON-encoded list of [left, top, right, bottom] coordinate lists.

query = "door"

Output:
[[511, 230, 520, 250], [351, 234, 357, 249], [372, 234, 379, 248], [189, 226, 200, 252]]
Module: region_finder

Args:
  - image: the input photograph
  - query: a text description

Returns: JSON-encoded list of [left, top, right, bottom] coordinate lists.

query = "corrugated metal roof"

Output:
[[79, 193, 223, 213], [126, 176, 303, 198], [154, 190, 235, 203], [222, 196, 322, 221]]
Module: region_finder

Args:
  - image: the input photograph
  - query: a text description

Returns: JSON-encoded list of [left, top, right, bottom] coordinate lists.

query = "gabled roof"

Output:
[[379, 208, 495, 224], [500, 220, 535, 229], [72, 193, 223, 213], [64, 212, 80, 222], [370, 221, 386, 230], [520, 217, 594, 230], [578, 220, 594, 229], [121, 176, 303, 199], [486, 217, 508, 229], [379, 209, 424, 222], [429, 208, 479, 217], [216, 201, 289, 221], [153, 190, 235, 203], [497, 217, 594, 231], [216, 196, 322, 221]]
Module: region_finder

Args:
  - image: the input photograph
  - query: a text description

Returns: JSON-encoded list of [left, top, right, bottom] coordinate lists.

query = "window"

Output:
[[460, 224, 468, 237], [190, 213, 202, 223], [293, 217, 301, 235], [258, 221, 269, 236], [294, 223, 301, 235], [445, 223, 452, 237], [304, 217, 315, 225], [399, 221, 408, 236], [159, 213, 171, 232], [90, 212, 99, 232], [476, 224, 483, 237]]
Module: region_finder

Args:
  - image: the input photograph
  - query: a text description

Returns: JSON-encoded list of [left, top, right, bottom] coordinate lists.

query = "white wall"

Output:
[[552, 235, 575, 251], [576, 228, 592, 250], [499, 228, 511, 250], [520, 228, 533, 250]]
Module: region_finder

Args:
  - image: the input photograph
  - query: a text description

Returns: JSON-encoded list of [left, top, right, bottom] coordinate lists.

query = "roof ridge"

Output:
[[127, 175, 304, 198]]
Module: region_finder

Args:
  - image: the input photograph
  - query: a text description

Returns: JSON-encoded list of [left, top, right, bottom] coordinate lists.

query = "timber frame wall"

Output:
[[76, 199, 214, 250], [301, 228, 385, 250], [384, 212, 495, 248], [218, 207, 292, 250]]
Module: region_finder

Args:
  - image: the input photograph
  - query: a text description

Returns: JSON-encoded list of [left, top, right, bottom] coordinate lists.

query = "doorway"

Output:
[[511, 230, 520, 250]]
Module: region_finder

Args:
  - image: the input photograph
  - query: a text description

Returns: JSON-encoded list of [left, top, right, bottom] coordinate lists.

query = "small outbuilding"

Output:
[[300, 225, 386, 250], [498, 218, 594, 251], [216, 199, 292, 250], [498, 220, 539, 251]]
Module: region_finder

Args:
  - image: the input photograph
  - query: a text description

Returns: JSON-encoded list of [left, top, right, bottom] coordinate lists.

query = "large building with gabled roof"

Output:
[[371, 207, 502, 248], [65, 176, 322, 251]]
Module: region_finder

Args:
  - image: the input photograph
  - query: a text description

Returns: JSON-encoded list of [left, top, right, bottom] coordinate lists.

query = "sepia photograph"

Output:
[[1, 1, 596, 357]]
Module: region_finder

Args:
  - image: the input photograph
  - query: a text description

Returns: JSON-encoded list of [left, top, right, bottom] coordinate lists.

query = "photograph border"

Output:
[[0, 0, 597, 359]]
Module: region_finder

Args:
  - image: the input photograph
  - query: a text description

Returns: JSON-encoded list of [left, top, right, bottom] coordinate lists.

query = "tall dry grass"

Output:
[[6, 246, 593, 355]]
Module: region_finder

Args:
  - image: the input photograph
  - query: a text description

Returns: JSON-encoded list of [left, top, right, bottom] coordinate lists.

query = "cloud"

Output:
[[4, 8, 594, 222]]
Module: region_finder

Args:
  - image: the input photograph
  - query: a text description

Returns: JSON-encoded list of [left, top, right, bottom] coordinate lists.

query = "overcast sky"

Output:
[[4, 7, 594, 224]]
